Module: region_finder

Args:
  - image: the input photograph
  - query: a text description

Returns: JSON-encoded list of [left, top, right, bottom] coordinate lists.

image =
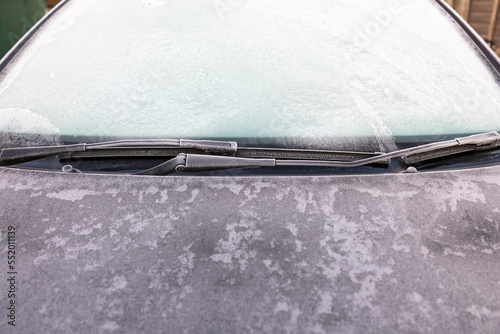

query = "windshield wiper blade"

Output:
[[0, 139, 237, 166], [61, 146, 385, 163], [137, 132, 500, 175]]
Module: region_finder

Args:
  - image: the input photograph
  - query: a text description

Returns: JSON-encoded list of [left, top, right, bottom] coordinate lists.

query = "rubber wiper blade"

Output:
[[0, 139, 237, 166]]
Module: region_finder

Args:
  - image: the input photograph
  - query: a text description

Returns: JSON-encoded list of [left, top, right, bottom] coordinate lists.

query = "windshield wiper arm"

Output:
[[0, 138, 386, 166], [401, 131, 500, 164], [137, 132, 500, 175], [136, 153, 276, 175], [1, 132, 499, 173], [0, 139, 237, 166]]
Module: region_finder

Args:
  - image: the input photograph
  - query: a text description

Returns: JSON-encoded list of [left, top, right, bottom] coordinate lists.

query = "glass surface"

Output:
[[0, 0, 499, 151]]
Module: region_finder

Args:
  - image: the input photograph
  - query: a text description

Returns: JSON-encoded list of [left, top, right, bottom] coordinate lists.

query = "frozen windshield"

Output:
[[0, 0, 499, 151]]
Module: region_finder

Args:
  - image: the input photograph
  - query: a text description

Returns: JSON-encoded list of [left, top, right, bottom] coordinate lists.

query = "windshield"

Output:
[[0, 0, 499, 152]]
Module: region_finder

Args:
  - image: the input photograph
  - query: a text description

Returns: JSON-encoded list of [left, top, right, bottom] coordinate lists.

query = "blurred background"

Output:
[[0, 0, 499, 60], [0, 0, 61, 59], [445, 0, 500, 54]]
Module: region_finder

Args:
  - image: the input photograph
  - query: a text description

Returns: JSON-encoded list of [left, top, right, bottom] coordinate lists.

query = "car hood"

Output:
[[1, 166, 500, 333]]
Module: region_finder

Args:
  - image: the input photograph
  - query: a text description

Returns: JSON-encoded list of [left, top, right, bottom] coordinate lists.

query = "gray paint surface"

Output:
[[0, 166, 500, 333]]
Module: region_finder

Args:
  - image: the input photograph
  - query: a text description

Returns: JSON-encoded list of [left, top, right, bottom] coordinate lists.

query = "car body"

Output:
[[1, 0, 500, 333]]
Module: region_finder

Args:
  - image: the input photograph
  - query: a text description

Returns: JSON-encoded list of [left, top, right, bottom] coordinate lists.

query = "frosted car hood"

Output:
[[1, 166, 499, 333]]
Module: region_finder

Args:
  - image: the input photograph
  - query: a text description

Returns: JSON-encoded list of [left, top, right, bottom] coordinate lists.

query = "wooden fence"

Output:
[[446, 0, 500, 55]]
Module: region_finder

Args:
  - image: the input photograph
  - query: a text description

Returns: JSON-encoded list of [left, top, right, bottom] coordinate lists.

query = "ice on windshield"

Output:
[[0, 0, 499, 150], [0, 108, 59, 135]]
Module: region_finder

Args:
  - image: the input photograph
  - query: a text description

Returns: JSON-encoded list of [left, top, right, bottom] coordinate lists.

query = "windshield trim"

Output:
[[0, 0, 71, 73]]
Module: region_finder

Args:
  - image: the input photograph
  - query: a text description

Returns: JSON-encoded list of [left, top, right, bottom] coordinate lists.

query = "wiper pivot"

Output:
[[135, 155, 187, 175]]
